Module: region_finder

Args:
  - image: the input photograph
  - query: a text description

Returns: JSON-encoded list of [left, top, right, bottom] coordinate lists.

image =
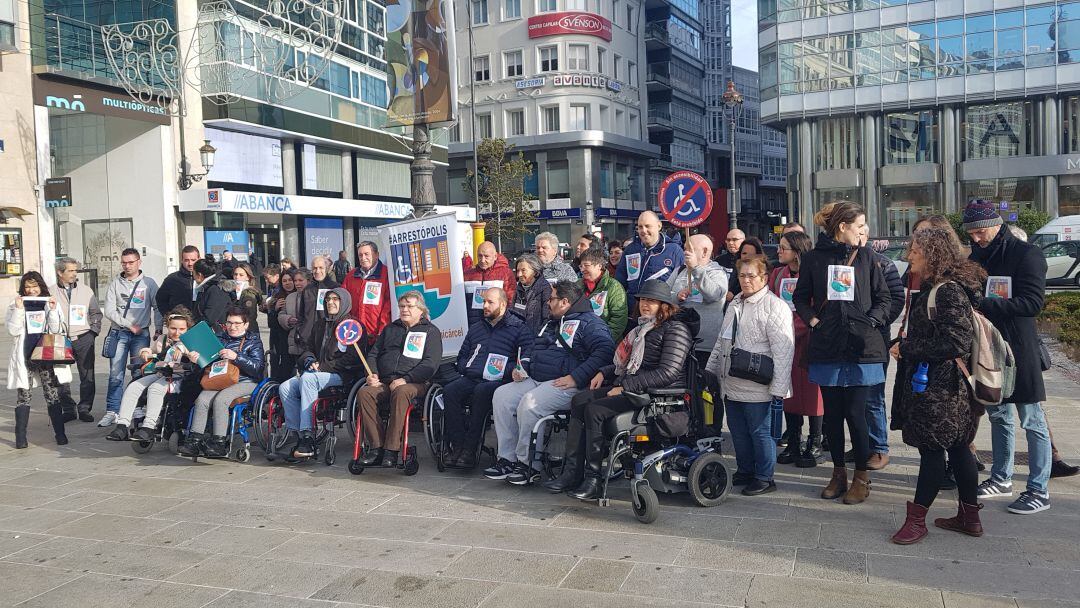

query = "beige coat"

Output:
[[706, 286, 795, 403], [6, 301, 63, 390]]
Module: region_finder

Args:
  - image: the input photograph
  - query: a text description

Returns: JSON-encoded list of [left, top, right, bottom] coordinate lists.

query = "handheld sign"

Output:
[[657, 170, 713, 229], [335, 319, 373, 376]]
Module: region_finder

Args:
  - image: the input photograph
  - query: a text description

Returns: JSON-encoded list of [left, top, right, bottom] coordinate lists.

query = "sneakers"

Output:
[[105, 425, 130, 441], [292, 432, 316, 459], [133, 406, 146, 420], [506, 463, 541, 486], [97, 411, 118, 427], [132, 427, 155, 442], [1007, 491, 1051, 515], [741, 479, 777, 496], [483, 458, 516, 480], [1051, 459, 1080, 478], [976, 478, 1013, 498]]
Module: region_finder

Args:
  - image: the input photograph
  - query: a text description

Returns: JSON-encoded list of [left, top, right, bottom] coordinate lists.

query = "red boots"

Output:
[[934, 501, 984, 537], [891, 501, 929, 545]]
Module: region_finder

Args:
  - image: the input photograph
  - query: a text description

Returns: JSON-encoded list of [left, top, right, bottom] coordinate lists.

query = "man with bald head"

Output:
[[441, 286, 534, 468], [715, 228, 745, 272], [616, 210, 685, 312], [668, 234, 730, 362], [463, 241, 517, 326]]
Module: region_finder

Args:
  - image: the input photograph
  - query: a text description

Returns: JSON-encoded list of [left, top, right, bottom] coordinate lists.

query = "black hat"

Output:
[[636, 280, 676, 306]]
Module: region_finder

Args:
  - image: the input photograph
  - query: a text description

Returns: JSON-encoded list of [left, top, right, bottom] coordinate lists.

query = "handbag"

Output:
[[200, 337, 245, 391], [101, 279, 141, 358], [31, 332, 76, 364], [727, 307, 775, 385], [1039, 339, 1052, 372]]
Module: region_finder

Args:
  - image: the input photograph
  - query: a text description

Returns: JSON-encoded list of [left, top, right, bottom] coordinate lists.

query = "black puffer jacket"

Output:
[[600, 317, 693, 393], [370, 317, 443, 385], [511, 276, 552, 334], [195, 275, 235, 332], [301, 288, 366, 387], [792, 233, 892, 364]]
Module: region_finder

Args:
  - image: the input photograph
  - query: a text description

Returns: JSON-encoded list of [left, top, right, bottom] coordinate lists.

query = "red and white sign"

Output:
[[527, 12, 612, 41]]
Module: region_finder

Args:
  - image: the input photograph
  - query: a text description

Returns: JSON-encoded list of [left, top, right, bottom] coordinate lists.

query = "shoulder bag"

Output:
[[728, 304, 775, 385], [101, 279, 141, 358], [200, 336, 245, 391], [31, 316, 75, 364]]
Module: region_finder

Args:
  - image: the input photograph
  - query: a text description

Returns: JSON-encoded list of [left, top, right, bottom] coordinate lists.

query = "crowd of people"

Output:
[[6, 201, 1079, 545]]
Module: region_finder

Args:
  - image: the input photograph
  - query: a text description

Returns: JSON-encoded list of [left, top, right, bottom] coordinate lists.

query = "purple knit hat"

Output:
[[961, 199, 1003, 230]]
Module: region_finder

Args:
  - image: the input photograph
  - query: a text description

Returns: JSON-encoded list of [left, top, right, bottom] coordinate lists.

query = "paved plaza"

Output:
[[0, 344, 1077, 608]]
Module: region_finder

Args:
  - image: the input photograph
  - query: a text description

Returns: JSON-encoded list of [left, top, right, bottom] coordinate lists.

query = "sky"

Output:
[[731, 0, 758, 70]]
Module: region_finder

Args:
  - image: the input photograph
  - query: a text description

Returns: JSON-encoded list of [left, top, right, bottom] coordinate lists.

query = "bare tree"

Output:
[[466, 138, 537, 251]]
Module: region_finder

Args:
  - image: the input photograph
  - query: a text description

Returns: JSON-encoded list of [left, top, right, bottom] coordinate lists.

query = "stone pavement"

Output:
[[0, 349, 1077, 607]]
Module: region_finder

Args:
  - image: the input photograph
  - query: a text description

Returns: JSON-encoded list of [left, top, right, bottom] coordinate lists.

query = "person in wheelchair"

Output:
[[180, 307, 266, 458], [543, 280, 693, 499], [106, 306, 197, 442], [487, 281, 615, 485], [356, 290, 443, 467], [279, 288, 365, 460], [442, 287, 534, 469]]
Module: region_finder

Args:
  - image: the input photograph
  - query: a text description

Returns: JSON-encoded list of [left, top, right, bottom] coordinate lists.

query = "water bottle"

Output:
[[911, 362, 929, 393]]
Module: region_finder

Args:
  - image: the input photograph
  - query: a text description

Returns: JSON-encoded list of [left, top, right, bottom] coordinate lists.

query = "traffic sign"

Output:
[[657, 171, 713, 228], [335, 319, 363, 346]]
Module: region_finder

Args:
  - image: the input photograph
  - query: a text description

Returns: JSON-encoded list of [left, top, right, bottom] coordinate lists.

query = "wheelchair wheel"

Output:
[[324, 436, 337, 466], [167, 431, 182, 455], [234, 447, 251, 463], [345, 379, 365, 438], [632, 482, 660, 524], [423, 386, 444, 465], [251, 383, 280, 451], [131, 439, 154, 454], [688, 452, 731, 507], [348, 459, 365, 475]]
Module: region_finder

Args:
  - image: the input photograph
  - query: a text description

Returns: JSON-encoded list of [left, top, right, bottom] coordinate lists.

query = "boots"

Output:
[[543, 419, 586, 493], [777, 434, 801, 465], [934, 501, 984, 537], [14, 405, 29, 449], [796, 435, 823, 468], [821, 466, 848, 499], [179, 432, 204, 457], [568, 471, 603, 500], [47, 404, 68, 446], [843, 470, 871, 504], [203, 436, 230, 459], [891, 501, 929, 545]]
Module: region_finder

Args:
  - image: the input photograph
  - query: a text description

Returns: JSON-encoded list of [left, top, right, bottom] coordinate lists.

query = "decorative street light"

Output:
[[722, 80, 744, 230], [179, 140, 217, 190]]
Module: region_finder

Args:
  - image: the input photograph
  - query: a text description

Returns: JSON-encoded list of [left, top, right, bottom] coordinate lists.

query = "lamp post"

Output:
[[178, 139, 216, 190], [722, 80, 743, 229]]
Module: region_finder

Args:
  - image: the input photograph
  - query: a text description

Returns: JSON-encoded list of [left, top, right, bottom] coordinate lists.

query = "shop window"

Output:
[[0, 228, 23, 277], [547, 161, 570, 198], [882, 184, 941, 236], [884, 110, 938, 164], [963, 101, 1035, 160]]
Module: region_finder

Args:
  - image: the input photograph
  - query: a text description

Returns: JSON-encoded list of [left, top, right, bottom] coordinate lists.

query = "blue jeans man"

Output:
[[985, 401, 1052, 498], [278, 371, 344, 432], [105, 329, 150, 418]]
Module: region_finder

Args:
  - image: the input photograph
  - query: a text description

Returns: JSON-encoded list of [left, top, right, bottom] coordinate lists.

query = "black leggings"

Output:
[[784, 413, 822, 438], [915, 444, 978, 507], [571, 389, 638, 466], [819, 385, 870, 471]]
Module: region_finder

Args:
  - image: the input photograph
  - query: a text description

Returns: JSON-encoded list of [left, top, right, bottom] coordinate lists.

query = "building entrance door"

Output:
[[249, 225, 281, 267]]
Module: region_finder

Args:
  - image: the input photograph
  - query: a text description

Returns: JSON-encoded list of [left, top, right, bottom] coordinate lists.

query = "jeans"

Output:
[[106, 330, 150, 413], [986, 401, 1052, 495], [866, 381, 889, 455], [492, 378, 578, 465], [442, 376, 501, 450], [278, 372, 343, 432], [726, 399, 776, 482]]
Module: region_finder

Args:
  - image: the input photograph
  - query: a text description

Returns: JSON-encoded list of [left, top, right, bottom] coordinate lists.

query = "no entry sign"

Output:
[[657, 171, 713, 228]]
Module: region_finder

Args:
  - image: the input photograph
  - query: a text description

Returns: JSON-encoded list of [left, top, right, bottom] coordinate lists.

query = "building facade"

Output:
[[448, 0, 658, 249], [727, 66, 788, 239], [759, 0, 1080, 236]]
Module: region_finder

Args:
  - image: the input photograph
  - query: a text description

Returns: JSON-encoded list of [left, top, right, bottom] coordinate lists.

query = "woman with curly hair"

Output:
[[889, 226, 987, 544]]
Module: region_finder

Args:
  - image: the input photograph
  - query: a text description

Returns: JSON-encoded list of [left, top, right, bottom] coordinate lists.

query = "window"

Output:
[[503, 0, 521, 19], [568, 105, 589, 130], [538, 0, 557, 11], [963, 101, 1035, 159], [615, 108, 624, 135], [472, 0, 488, 24], [600, 161, 613, 197], [507, 109, 526, 136], [542, 105, 560, 133], [360, 72, 388, 107], [566, 0, 586, 8], [450, 123, 461, 143], [329, 62, 351, 96], [0, 0, 14, 50], [626, 6, 634, 33], [539, 45, 559, 72], [884, 111, 938, 164], [504, 50, 523, 77], [366, 2, 385, 35], [547, 161, 570, 198], [477, 113, 493, 139], [613, 54, 621, 80], [567, 44, 589, 71], [629, 112, 639, 136], [612, 0, 620, 26], [814, 116, 860, 171], [627, 60, 636, 86], [474, 55, 491, 82], [597, 47, 607, 75], [599, 104, 609, 130]]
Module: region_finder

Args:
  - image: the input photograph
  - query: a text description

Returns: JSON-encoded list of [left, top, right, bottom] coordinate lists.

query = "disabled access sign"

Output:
[[657, 171, 713, 229]]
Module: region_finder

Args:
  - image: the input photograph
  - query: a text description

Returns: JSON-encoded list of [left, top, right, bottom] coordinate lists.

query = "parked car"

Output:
[[881, 244, 909, 279], [1041, 241, 1080, 288]]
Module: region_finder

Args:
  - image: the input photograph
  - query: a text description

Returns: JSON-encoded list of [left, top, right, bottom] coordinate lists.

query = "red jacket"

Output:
[[463, 254, 517, 326], [342, 260, 391, 347]]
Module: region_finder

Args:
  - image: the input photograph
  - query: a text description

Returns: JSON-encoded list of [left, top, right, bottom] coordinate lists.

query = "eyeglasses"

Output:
[[778, 246, 794, 252], [738, 273, 762, 280], [225, 320, 246, 326], [548, 296, 567, 302]]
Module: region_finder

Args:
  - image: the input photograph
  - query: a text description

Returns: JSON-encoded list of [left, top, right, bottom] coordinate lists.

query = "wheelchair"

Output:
[[347, 361, 459, 476], [260, 377, 366, 466], [422, 365, 497, 472], [184, 378, 272, 463], [125, 362, 194, 456], [596, 356, 731, 524]]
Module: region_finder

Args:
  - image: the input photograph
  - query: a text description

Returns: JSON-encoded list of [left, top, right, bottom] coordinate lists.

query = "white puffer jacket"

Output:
[[706, 286, 795, 403], [6, 301, 63, 390]]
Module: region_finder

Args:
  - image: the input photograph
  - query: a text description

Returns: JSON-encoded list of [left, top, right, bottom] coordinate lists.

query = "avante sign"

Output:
[[527, 12, 612, 41]]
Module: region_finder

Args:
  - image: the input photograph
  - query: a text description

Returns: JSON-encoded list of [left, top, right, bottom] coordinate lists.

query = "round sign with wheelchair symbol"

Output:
[[335, 319, 363, 346], [657, 170, 713, 229]]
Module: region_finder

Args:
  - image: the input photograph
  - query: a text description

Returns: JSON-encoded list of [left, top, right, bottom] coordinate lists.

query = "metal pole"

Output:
[[465, 0, 480, 214], [411, 123, 437, 216], [729, 105, 738, 230]]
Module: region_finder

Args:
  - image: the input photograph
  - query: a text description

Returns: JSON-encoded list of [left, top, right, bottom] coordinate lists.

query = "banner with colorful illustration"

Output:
[[384, 0, 459, 126], [379, 212, 468, 354]]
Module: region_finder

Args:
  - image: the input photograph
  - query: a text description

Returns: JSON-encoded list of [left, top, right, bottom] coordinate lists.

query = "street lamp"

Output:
[[179, 139, 216, 190], [722, 80, 744, 229]]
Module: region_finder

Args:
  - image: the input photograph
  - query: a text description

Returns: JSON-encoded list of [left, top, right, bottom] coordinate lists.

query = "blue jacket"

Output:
[[527, 297, 615, 387], [456, 313, 535, 382], [216, 330, 266, 383], [616, 233, 685, 309]]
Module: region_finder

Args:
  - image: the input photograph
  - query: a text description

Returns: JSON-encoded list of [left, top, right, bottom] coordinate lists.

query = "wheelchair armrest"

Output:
[[647, 387, 686, 397], [623, 392, 651, 409]]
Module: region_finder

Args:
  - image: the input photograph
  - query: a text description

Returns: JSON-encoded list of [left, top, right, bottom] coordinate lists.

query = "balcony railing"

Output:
[[38, 13, 172, 91]]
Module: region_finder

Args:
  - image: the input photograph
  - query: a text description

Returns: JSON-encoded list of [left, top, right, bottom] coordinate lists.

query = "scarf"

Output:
[[614, 315, 657, 376]]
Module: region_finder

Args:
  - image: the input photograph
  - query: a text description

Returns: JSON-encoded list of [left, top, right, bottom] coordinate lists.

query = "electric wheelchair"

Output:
[[125, 362, 197, 456]]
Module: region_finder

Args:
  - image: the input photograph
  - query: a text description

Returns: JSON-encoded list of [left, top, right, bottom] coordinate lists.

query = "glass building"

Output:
[[758, 0, 1080, 235]]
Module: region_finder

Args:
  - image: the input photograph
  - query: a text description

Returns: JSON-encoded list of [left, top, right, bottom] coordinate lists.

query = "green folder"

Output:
[[179, 321, 225, 368]]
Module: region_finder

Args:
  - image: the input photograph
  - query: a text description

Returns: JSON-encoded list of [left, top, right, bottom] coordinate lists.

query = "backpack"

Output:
[[927, 282, 1016, 409]]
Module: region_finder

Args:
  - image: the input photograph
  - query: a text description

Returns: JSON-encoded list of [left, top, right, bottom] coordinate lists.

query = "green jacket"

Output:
[[580, 272, 628, 341]]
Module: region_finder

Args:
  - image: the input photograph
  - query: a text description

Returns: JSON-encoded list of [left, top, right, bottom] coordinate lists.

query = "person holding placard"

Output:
[[342, 241, 391, 348], [441, 287, 533, 469], [792, 202, 892, 505], [54, 257, 102, 423], [667, 233, 729, 364], [6, 272, 67, 447], [278, 288, 365, 461], [462, 241, 517, 328], [356, 290, 443, 468]]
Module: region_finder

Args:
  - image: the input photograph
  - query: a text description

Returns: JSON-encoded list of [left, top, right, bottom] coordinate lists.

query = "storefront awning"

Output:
[[179, 188, 474, 222]]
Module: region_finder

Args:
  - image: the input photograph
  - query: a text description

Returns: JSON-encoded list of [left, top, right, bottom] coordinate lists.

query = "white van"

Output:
[[1032, 216, 1080, 247]]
